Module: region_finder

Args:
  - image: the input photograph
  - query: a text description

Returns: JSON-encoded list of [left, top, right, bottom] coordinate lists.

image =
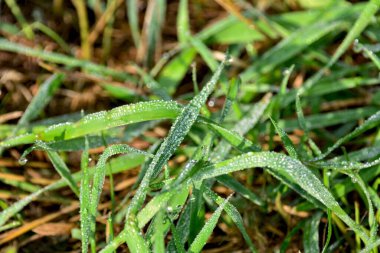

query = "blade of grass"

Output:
[[72, 0, 92, 59], [203, 188, 257, 252], [0, 39, 135, 82], [88, 144, 150, 250], [4, 0, 34, 39], [314, 110, 380, 160], [177, 0, 190, 44], [303, 212, 323, 253], [126, 0, 140, 48], [192, 151, 370, 243], [188, 195, 230, 253], [80, 136, 91, 253]]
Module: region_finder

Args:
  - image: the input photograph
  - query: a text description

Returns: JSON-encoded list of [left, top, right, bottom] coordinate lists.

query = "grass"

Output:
[[1, 0, 380, 252]]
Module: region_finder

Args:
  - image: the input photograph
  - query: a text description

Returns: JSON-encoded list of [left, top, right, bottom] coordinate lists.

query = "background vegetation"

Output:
[[0, 0, 380, 252]]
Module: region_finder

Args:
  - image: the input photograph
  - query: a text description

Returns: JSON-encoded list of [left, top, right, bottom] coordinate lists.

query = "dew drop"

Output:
[[282, 69, 290, 76], [19, 157, 28, 165], [208, 99, 215, 107], [353, 39, 362, 53]]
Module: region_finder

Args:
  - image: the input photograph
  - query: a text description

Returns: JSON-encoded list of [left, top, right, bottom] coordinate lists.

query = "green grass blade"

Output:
[[126, 57, 226, 218], [315, 110, 380, 160], [188, 195, 230, 253], [360, 238, 380, 253], [326, 0, 380, 70], [193, 152, 370, 243], [177, 0, 190, 44], [4, 0, 34, 39], [20, 141, 79, 196], [0, 39, 135, 82], [157, 48, 197, 95], [303, 212, 323, 253], [300, 0, 380, 94], [204, 188, 257, 252], [211, 93, 271, 162], [169, 219, 186, 253], [29, 22, 71, 53], [241, 21, 343, 82], [88, 144, 150, 250], [270, 117, 298, 159], [0, 101, 182, 147], [279, 107, 379, 132], [16, 73, 65, 129], [152, 211, 166, 253], [80, 136, 90, 253], [126, 0, 141, 48]]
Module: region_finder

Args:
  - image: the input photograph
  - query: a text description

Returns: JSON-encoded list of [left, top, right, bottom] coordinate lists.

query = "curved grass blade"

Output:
[[204, 188, 257, 252], [270, 117, 298, 159], [0, 101, 182, 148], [88, 144, 150, 250], [193, 152, 370, 243], [188, 195, 230, 253], [314, 110, 380, 160], [20, 141, 79, 196], [347, 172, 377, 244]]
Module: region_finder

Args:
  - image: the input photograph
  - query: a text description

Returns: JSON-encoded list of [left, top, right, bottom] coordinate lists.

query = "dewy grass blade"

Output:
[[240, 21, 343, 82], [188, 195, 230, 253], [299, 0, 380, 94], [88, 144, 150, 250], [270, 117, 298, 159], [169, 219, 186, 253], [204, 188, 257, 252], [0, 101, 182, 148], [314, 110, 380, 160], [19, 141, 79, 196], [80, 136, 90, 253], [193, 152, 370, 243]]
